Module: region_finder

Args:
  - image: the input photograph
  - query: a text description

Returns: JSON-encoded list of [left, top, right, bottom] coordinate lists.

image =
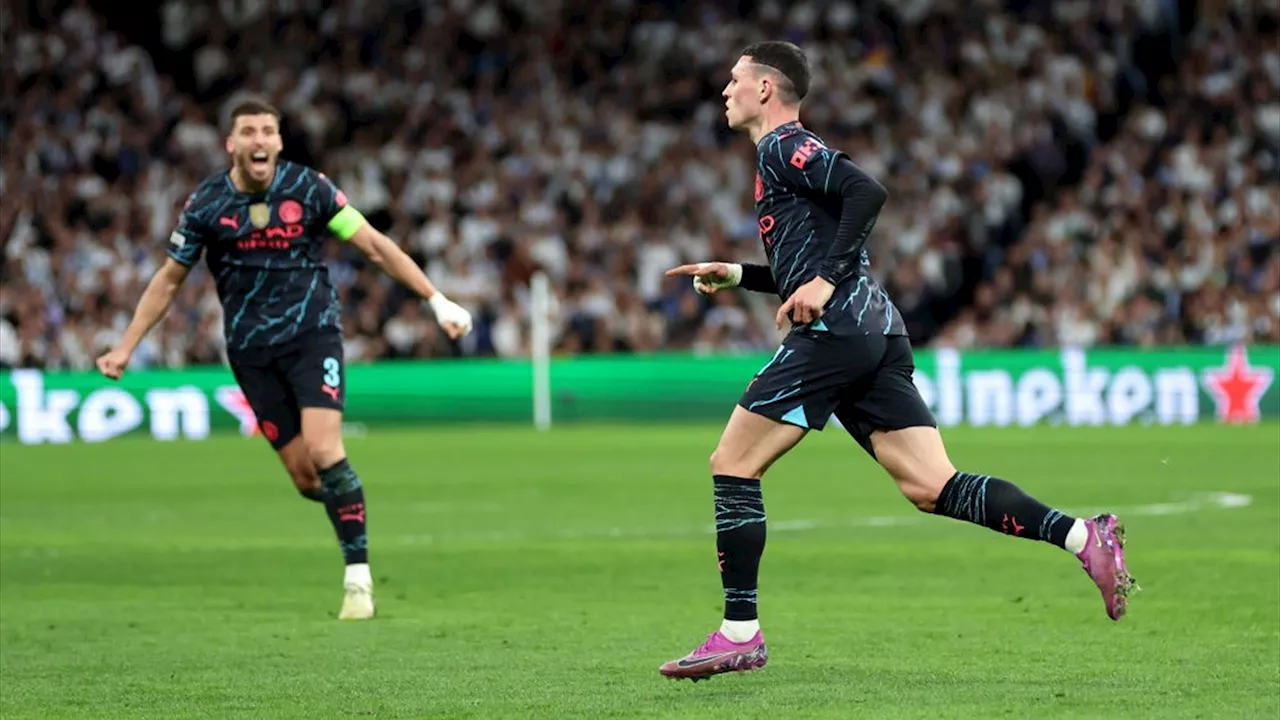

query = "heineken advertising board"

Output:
[[0, 345, 1275, 444]]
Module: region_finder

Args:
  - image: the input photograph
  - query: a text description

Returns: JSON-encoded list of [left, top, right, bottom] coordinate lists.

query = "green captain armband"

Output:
[[327, 206, 366, 241]]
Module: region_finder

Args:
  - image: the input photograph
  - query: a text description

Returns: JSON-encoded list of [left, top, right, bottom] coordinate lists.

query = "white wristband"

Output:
[[693, 263, 743, 294], [427, 292, 451, 312]]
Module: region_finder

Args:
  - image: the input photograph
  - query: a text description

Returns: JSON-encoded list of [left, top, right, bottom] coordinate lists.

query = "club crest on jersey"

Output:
[[249, 203, 270, 229], [279, 200, 303, 224]]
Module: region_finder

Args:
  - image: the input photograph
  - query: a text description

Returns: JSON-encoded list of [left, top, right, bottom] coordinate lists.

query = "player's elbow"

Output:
[[835, 158, 888, 209], [838, 175, 888, 217], [363, 244, 388, 268], [871, 178, 888, 205], [351, 228, 391, 267], [857, 176, 888, 209]]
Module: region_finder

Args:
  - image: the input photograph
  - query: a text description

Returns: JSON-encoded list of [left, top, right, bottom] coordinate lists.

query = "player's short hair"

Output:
[[740, 41, 810, 104], [225, 98, 280, 134]]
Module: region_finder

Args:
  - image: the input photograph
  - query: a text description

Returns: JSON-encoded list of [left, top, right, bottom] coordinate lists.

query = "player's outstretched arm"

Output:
[[344, 222, 473, 340], [96, 258, 192, 379], [665, 262, 777, 295]]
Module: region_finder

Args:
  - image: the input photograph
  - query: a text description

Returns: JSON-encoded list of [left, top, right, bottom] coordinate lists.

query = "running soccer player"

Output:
[[659, 42, 1136, 681], [96, 99, 474, 621]]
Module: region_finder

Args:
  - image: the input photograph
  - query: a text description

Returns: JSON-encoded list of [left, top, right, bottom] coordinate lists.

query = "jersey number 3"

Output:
[[323, 357, 341, 387]]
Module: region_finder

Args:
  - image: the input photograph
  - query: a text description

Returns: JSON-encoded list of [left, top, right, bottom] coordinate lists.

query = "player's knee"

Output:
[[898, 478, 943, 513], [304, 433, 345, 470], [275, 438, 319, 496], [709, 449, 763, 480], [709, 450, 727, 476], [287, 459, 321, 495], [883, 461, 952, 512], [870, 427, 955, 513]]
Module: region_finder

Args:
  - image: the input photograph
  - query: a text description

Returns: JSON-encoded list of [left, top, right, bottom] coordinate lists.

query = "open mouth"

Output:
[[249, 152, 270, 170]]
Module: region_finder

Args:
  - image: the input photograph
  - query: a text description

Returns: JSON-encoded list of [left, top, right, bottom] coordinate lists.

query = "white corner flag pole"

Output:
[[530, 271, 552, 431]]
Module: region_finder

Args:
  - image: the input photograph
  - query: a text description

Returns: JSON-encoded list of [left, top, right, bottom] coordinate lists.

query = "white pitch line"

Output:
[[391, 492, 1253, 547]]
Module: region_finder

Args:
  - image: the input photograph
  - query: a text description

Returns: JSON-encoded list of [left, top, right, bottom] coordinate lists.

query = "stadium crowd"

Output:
[[1, 0, 1277, 371]]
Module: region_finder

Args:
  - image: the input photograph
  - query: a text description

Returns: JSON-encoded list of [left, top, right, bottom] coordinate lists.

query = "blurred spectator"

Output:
[[1, 0, 1277, 372]]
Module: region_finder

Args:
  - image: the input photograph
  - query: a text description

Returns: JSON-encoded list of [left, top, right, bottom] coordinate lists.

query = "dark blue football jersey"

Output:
[[167, 161, 351, 355], [755, 121, 906, 336]]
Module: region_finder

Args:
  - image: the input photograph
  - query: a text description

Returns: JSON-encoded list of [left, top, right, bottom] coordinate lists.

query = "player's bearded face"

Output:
[[227, 114, 283, 183]]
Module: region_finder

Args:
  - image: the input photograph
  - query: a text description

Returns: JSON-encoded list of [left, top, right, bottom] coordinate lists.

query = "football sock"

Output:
[[720, 619, 761, 643], [1063, 519, 1088, 554], [933, 471, 1078, 551], [713, 475, 766, 622], [319, 458, 368, 565], [299, 487, 324, 503], [343, 562, 372, 588]]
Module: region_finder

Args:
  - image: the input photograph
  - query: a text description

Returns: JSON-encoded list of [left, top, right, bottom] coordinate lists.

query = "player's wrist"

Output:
[[698, 263, 741, 286], [426, 291, 451, 311], [815, 268, 842, 288], [117, 335, 141, 357]]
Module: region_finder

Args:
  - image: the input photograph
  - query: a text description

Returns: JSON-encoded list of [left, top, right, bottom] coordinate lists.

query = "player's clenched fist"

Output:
[[665, 262, 744, 295], [427, 292, 473, 339], [96, 347, 132, 380]]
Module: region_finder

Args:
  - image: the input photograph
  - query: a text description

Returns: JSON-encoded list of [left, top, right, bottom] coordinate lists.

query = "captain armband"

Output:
[[327, 205, 367, 241]]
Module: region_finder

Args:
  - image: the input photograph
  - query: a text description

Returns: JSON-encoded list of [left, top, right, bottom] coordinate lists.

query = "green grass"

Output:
[[1, 424, 1278, 719]]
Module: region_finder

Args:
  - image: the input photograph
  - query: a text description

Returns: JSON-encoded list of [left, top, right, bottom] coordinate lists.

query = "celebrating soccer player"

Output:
[[660, 42, 1136, 681], [96, 99, 475, 621]]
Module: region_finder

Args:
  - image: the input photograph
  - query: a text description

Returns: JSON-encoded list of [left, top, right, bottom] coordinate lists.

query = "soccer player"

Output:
[[659, 42, 1136, 681], [95, 99, 475, 621]]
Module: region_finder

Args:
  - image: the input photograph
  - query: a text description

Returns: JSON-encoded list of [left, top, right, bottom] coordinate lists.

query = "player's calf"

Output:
[[663, 406, 804, 675], [317, 458, 368, 564], [871, 426, 1136, 619], [873, 427, 1083, 546], [301, 408, 374, 619], [301, 410, 366, 566], [321, 457, 374, 621]]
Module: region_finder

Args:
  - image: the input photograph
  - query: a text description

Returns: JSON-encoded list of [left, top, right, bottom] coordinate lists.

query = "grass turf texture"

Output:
[[1, 424, 1277, 719]]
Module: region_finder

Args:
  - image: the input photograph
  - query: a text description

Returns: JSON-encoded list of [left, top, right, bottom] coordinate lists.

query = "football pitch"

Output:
[[1, 424, 1277, 719]]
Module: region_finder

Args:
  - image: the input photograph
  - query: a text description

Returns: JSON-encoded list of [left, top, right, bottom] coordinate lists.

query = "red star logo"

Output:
[[1201, 345, 1274, 424]]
